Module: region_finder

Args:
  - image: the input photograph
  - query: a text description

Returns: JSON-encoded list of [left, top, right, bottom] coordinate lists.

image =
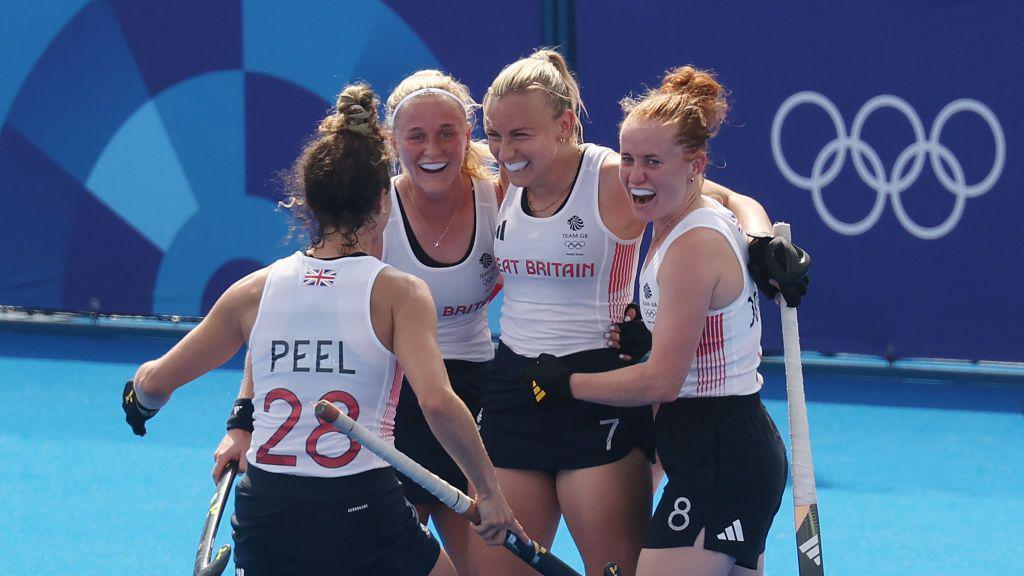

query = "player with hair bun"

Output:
[[523, 66, 789, 576], [123, 83, 523, 576], [212, 69, 502, 575]]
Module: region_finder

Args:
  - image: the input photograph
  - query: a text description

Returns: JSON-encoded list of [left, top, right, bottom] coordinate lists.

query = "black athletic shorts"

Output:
[[645, 392, 787, 570], [479, 341, 654, 471], [232, 465, 440, 576], [394, 358, 487, 505]]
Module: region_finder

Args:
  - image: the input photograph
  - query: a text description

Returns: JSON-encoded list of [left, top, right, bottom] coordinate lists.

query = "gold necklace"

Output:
[[405, 180, 467, 248], [526, 187, 570, 214], [526, 146, 583, 215]]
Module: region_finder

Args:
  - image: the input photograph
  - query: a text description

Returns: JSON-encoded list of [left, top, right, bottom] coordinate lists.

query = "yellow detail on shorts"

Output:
[[532, 381, 546, 402]]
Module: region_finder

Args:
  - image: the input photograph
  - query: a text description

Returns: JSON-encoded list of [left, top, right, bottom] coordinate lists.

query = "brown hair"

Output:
[[486, 48, 587, 143], [385, 69, 493, 181], [282, 83, 391, 251], [620, 65, 728, 153]]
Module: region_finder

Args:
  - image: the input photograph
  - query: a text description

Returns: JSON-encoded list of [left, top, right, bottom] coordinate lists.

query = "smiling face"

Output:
[[483, 89, 575, 189], [391, 94, 471, 196], [618, 119, 706, 222]]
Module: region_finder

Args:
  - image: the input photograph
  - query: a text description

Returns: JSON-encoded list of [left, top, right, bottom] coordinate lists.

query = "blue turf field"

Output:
[[2, 328, 1022, 575]]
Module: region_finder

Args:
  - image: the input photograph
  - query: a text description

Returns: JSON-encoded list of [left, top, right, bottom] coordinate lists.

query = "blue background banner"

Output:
[[575, 0, 1021, 362], [1, 1, 1019, 362]]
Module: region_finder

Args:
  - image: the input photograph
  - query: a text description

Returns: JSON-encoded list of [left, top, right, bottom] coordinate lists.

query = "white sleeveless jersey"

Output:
[[247, 252, 403, 477], [495, 144, 641, 357], [639, 201, 762, 398], [381, 177, 499, 362]]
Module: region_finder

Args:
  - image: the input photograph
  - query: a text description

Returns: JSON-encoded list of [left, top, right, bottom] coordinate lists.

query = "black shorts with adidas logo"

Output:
[[645, 392, 787, 570], [479, 341, 655, 470]]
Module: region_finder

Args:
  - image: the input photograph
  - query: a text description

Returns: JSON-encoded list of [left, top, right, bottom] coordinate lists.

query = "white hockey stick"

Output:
[[774, 222, 824, 575]]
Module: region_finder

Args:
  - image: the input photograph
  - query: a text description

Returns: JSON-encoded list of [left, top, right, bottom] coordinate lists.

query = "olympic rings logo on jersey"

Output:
[[771, 91, 1005, 240]]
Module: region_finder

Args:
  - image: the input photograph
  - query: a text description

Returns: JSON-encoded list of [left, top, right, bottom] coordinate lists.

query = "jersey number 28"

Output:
[[255, 389, 361, 468]]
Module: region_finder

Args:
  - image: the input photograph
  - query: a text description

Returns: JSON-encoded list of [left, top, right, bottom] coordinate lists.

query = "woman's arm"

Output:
[[704, 179, 773, 236], [528, 228, 739, 407], [569, 229, 730, 405], [387, 272, 523, 543], [212, 351, 255, 480], [134, 270, 264, 403]]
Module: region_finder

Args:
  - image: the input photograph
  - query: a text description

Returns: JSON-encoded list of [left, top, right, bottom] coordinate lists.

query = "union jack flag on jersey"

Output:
[[302, 267, 337, 287]]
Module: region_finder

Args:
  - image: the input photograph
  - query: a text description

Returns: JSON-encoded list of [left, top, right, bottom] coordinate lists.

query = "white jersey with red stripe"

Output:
[[495, 144, 641, 357], [247, 252, 404, 477], [381, 177, 499, 362], [639, 200, 762, 398]]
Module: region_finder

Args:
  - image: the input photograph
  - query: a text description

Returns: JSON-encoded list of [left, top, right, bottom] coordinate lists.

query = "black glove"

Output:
[[747, 234, 811, 307], [122, 380, 159, 436], [522, 354, 573, 407], [226, 398, 255, 432], [616, 303, 652, 361]]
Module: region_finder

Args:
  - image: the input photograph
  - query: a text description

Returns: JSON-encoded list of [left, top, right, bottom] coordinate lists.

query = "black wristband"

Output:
[[226, 398, 255, 432]]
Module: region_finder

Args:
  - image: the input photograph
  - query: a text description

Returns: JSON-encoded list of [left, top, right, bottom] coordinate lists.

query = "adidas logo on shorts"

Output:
[[716, 519, 744, 542], [531, 380, 546, 402]]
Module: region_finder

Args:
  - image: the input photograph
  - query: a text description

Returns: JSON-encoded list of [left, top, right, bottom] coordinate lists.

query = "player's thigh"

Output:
[[430, 503, 472, 576], [557, 448, 652, 575], [636, 530, 736, 576], [467, 467, 561, 576], [427, 549, 457, 576], [726, 554, 763, 576]]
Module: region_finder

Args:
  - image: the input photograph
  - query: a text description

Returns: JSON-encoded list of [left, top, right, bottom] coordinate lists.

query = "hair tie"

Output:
[[342, 105, 374, 136]]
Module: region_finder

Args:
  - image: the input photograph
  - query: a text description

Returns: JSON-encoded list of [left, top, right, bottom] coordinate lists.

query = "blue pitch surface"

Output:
[[2, 328, 1022, 575]]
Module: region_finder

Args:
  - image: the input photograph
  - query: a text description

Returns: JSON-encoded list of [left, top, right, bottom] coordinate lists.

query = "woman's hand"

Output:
[[212, 429, 251, 482]]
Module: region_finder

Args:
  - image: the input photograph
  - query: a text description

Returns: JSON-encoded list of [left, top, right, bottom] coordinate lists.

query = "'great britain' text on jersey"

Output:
[[495, 257, 596, 278]]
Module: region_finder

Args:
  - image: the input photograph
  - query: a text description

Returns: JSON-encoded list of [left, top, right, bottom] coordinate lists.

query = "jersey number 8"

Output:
[[255, 388, 361, 468]]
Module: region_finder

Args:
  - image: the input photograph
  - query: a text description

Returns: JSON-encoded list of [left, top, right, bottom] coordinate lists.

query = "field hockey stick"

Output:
[[314, 400, 583, 576], [773, 222, 824, 575], [194, 461, 237, 576]]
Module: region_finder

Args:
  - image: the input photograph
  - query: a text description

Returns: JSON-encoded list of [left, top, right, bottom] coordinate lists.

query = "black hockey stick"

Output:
[[194, 461, 237, 576]]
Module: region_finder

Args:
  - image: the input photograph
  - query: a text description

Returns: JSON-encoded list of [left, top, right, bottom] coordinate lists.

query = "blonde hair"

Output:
[[386, 69, 493, 182], [620, 65, 728, 153], [486, 48, 587, 143]]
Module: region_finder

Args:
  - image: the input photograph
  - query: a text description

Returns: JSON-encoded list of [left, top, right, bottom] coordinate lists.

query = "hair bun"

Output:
[[318, 83, 381, 137], [660, 66, 722, 100], [659, 65, 727, 138]]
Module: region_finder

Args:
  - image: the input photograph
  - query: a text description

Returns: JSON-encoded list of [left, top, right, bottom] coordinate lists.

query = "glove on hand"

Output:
[[616, 303, 652, 361], [522, 354, 573, 407], [122, 379, 159, 436], [747, 234, 811, 307]]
